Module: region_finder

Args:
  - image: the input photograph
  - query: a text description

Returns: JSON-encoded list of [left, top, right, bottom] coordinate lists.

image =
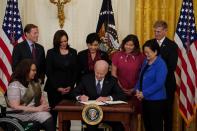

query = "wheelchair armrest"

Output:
[[0, 105, 6, 117], [6, 110, 23, 114], [1, 105, 23, 115]]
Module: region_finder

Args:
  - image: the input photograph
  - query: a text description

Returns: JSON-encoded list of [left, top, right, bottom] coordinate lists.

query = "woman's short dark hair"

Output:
[[143, 40, 160, 56], [10, 59, 36, 87], [53, 30, 69, 51], [86, 33, 100, 44], [121, 34, 140, 53]]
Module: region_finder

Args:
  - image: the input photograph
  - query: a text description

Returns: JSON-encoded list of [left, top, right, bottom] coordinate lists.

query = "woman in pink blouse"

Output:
[[112, 34, 144, 96], [111, 34, 144, 129]]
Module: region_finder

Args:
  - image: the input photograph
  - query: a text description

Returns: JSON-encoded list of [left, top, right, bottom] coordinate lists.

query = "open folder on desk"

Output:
[[80, 100, 127, 105]]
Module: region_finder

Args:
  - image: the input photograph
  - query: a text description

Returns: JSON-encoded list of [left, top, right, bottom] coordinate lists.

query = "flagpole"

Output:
[[107, 0, 110, 31], [186, 0, 191, 53], [106, 0, 112, 52], [10, 0, 16, 45]]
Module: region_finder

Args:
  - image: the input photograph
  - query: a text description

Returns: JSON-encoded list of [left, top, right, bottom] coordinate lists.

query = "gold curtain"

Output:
[[135, 0, 197, 131], [135, 0, 197, 45]]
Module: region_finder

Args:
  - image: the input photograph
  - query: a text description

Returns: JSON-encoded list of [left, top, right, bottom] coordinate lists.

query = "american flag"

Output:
[[96, 0, 119, 54], [174, 0, 197, 126], [0, 0, 24, 93]]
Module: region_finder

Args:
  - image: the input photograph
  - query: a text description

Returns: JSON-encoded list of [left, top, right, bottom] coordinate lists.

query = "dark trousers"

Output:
[[164, 94, 174, 131], [42, 117, 56, 131], [47, 91, 71, 131], [142, 99, 165, 131], [84, 121, 124, 131], [50, 110, 71, 131]]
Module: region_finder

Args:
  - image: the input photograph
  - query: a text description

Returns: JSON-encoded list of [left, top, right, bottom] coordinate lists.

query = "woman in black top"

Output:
[[77, 32, 110, 84], [44, 30, 77, 130]]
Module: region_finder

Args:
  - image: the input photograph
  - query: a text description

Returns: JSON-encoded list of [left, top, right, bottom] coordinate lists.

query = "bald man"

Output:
[[73, 60, 126, 131], [73, 60, 125, 102]]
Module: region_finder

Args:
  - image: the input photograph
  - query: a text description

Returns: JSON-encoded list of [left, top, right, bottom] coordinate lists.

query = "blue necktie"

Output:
[[96, 80, 101, 95]]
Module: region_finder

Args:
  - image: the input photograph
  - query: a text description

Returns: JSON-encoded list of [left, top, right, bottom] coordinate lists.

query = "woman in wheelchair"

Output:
[[5, 59, 55, 131]]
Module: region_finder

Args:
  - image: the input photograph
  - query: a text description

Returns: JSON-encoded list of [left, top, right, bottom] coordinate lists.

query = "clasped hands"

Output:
[[78, 94, 110, 102], [122, 88, 135, 96], [135, 90, 144, 101], [36, 103, 50, 112], [57, 86, 71, 95]]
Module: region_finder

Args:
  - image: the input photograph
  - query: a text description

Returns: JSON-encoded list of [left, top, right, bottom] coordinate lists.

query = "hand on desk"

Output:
[[78, 95, 111, 102], [96, 96, 110, 102], [79, 95, 89, 102]]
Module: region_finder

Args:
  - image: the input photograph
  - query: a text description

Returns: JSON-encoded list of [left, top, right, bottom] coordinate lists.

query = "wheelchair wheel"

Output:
[[0, 117, 24, 131]]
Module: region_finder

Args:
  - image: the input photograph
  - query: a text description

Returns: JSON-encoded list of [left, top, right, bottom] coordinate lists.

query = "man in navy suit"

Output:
[[146, 20, 178, 131], [12, 24, 45, 83], [73, 60, 126, 131]]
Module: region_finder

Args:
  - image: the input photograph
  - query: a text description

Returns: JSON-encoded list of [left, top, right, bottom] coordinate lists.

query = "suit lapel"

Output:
[[91, 75, 98, 96], [100, 77, 110, 95], [34, 43, 40, 59], [161, 38, 168, 48], [24, 41, 32, 57], [160, 38, 169, 57]]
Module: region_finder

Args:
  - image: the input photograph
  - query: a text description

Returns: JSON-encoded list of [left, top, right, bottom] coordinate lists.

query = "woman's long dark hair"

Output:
[[10, 59, 37, 87], [120, 34, 141, 54], [53, 30, 70, 52]]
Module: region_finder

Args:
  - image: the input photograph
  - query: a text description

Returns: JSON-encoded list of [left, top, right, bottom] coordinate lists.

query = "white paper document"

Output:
[[80, 100, 127, 105]]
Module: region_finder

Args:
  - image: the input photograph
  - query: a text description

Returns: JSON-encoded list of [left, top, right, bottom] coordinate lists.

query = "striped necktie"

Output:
[[96, 80, 101, 95], [32, 44, 36, 60]]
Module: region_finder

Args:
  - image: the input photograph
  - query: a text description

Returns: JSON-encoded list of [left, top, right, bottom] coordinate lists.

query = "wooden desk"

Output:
[[54, 100, 134, 131]]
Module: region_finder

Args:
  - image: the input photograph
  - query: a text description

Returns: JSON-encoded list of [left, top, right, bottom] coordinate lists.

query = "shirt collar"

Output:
[[157, 37, 165, 46], [26, 39, 34, 47], [95, 78, 104, 85]]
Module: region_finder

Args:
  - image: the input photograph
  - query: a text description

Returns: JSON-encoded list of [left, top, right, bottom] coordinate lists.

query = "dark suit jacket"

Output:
[[146, 38, 178, 98], [12, 40, 45, 80], [44, 47, 77, 107], [44, 48, 77, 92], [72, 74, 126, 101], [77, 49, 110, 83]]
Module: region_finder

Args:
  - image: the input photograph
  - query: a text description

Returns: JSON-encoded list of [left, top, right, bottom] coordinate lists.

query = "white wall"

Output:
[[0, 0, 135, 53]]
